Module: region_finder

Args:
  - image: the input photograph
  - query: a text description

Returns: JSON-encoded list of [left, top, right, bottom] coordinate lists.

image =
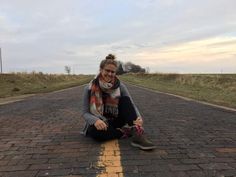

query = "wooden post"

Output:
[[0, 48, 2, 73]]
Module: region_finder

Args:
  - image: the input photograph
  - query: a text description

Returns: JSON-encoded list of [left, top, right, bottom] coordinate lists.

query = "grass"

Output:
[[1, 72, 236, 109], [0, 72, 94, 98], [119, 73, 236, 109]]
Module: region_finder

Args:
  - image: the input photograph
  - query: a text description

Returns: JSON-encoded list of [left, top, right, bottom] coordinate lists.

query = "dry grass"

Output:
[[0, 72, 94, 98], [1, 72, 236, 109], [120, 73, 236, 109]]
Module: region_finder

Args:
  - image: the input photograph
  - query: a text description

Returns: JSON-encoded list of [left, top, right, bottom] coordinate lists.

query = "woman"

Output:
[[82, 54, 156, 150]]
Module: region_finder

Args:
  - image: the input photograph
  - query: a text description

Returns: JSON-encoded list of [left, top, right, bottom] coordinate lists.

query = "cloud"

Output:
[[0, 0, 236, 74], [127, 36, 236, 73]]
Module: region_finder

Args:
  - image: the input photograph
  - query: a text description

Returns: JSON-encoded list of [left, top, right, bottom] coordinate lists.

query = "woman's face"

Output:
[[100, 64, 117, 82]]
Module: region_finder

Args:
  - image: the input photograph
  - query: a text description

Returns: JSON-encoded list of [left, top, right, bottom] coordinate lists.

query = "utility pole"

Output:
[[0, 48, 2, 74]]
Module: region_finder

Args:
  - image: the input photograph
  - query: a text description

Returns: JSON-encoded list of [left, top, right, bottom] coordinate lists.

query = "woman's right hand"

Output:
[[94, 119, 108, 131]]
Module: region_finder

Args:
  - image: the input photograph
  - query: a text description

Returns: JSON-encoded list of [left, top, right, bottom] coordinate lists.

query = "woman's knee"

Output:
[[87, 125, 122, 141], [119, 96, 132, 105], [87, 125, 104, 141]]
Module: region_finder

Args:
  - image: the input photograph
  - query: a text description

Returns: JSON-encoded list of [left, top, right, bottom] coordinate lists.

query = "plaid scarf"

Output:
[[89, 74, 121, 122]]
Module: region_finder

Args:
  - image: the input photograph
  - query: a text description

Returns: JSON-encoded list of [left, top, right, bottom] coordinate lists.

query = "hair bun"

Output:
[[105, 54, 116, 60]]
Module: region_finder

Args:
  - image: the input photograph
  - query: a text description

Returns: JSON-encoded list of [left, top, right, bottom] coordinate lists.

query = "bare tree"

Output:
[[64, 66, 71, 75]]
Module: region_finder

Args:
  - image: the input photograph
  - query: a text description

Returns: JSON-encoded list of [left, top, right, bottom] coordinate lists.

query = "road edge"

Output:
[[0, 84, 88, 105], [126, 82, 236, 112]]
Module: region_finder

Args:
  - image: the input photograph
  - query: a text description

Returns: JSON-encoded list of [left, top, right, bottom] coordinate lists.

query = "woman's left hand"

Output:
[[133, 117, 143, 126]]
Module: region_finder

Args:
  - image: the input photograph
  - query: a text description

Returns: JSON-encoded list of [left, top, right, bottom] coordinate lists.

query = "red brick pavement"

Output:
[[0, 84, 236, 177]]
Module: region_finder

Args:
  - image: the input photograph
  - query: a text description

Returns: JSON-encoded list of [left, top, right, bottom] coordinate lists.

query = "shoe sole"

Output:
[[131, 142, 156, 150]]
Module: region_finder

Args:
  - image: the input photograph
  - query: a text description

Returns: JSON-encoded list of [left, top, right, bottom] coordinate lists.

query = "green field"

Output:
[[0, 73, 94, 98], [120, 73, 236, 109]]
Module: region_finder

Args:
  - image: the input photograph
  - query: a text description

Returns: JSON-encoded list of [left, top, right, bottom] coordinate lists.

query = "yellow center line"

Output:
[[96, 139, 123, 177]]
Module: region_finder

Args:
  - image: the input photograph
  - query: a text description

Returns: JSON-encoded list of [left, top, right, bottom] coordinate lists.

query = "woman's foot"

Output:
[[131, 125, 156, 150]]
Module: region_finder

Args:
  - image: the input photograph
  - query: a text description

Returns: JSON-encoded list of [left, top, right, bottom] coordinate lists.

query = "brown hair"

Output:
[[100, 54, 118, 69]]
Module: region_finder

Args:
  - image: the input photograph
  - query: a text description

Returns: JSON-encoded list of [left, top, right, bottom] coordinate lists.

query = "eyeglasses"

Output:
[[104, 69, 116, 74]]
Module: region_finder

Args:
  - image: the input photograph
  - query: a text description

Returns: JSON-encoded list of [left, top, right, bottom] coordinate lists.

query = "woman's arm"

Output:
[[120, 83, 143, 126], [120, 83, 142, 118], [82, 85, 100, 125], [82, 85, 108, 130]]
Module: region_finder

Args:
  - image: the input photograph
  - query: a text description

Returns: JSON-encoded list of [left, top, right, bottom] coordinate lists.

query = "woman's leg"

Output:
[[116, 96, 156, 150], [87, 96, 137, 141], [112, 96, 137, 128], [87, 125, 123, 141]]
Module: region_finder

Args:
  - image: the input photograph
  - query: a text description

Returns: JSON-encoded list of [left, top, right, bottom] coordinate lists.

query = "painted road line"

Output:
[[97, 140, 123, 177]]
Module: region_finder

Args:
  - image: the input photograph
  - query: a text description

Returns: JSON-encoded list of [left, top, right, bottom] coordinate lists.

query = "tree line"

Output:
[[64, 61, 147, 75], [116, 61, 147, 75]]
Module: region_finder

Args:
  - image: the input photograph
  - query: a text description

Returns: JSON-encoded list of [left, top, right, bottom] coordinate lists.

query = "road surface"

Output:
[[0, 84, 236, 177]]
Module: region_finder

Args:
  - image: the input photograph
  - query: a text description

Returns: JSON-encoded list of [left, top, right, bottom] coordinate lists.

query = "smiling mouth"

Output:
[[105, 76, 112, 81]]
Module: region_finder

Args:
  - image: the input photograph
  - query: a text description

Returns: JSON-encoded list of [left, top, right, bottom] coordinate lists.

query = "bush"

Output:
[[12, 87, 20, 92]]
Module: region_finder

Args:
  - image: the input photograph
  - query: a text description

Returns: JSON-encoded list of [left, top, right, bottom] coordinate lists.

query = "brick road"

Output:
[[0, 84, 235, 177]]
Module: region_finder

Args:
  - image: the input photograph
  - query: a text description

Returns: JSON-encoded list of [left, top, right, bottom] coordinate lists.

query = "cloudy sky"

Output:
[[0, 0, 236, 74]]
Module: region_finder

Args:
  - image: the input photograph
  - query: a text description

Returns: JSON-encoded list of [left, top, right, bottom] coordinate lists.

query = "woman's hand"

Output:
[[94, 119, 108, 131], [133, 117, 143, 126]]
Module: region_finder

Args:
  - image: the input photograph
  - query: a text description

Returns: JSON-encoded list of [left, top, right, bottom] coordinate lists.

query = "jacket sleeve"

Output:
[[82, 85, 100, 125], [120, 83, 142, 118]]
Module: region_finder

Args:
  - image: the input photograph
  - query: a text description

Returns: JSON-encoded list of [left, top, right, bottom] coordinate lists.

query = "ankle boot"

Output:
[[131, 125, 156, 150]]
